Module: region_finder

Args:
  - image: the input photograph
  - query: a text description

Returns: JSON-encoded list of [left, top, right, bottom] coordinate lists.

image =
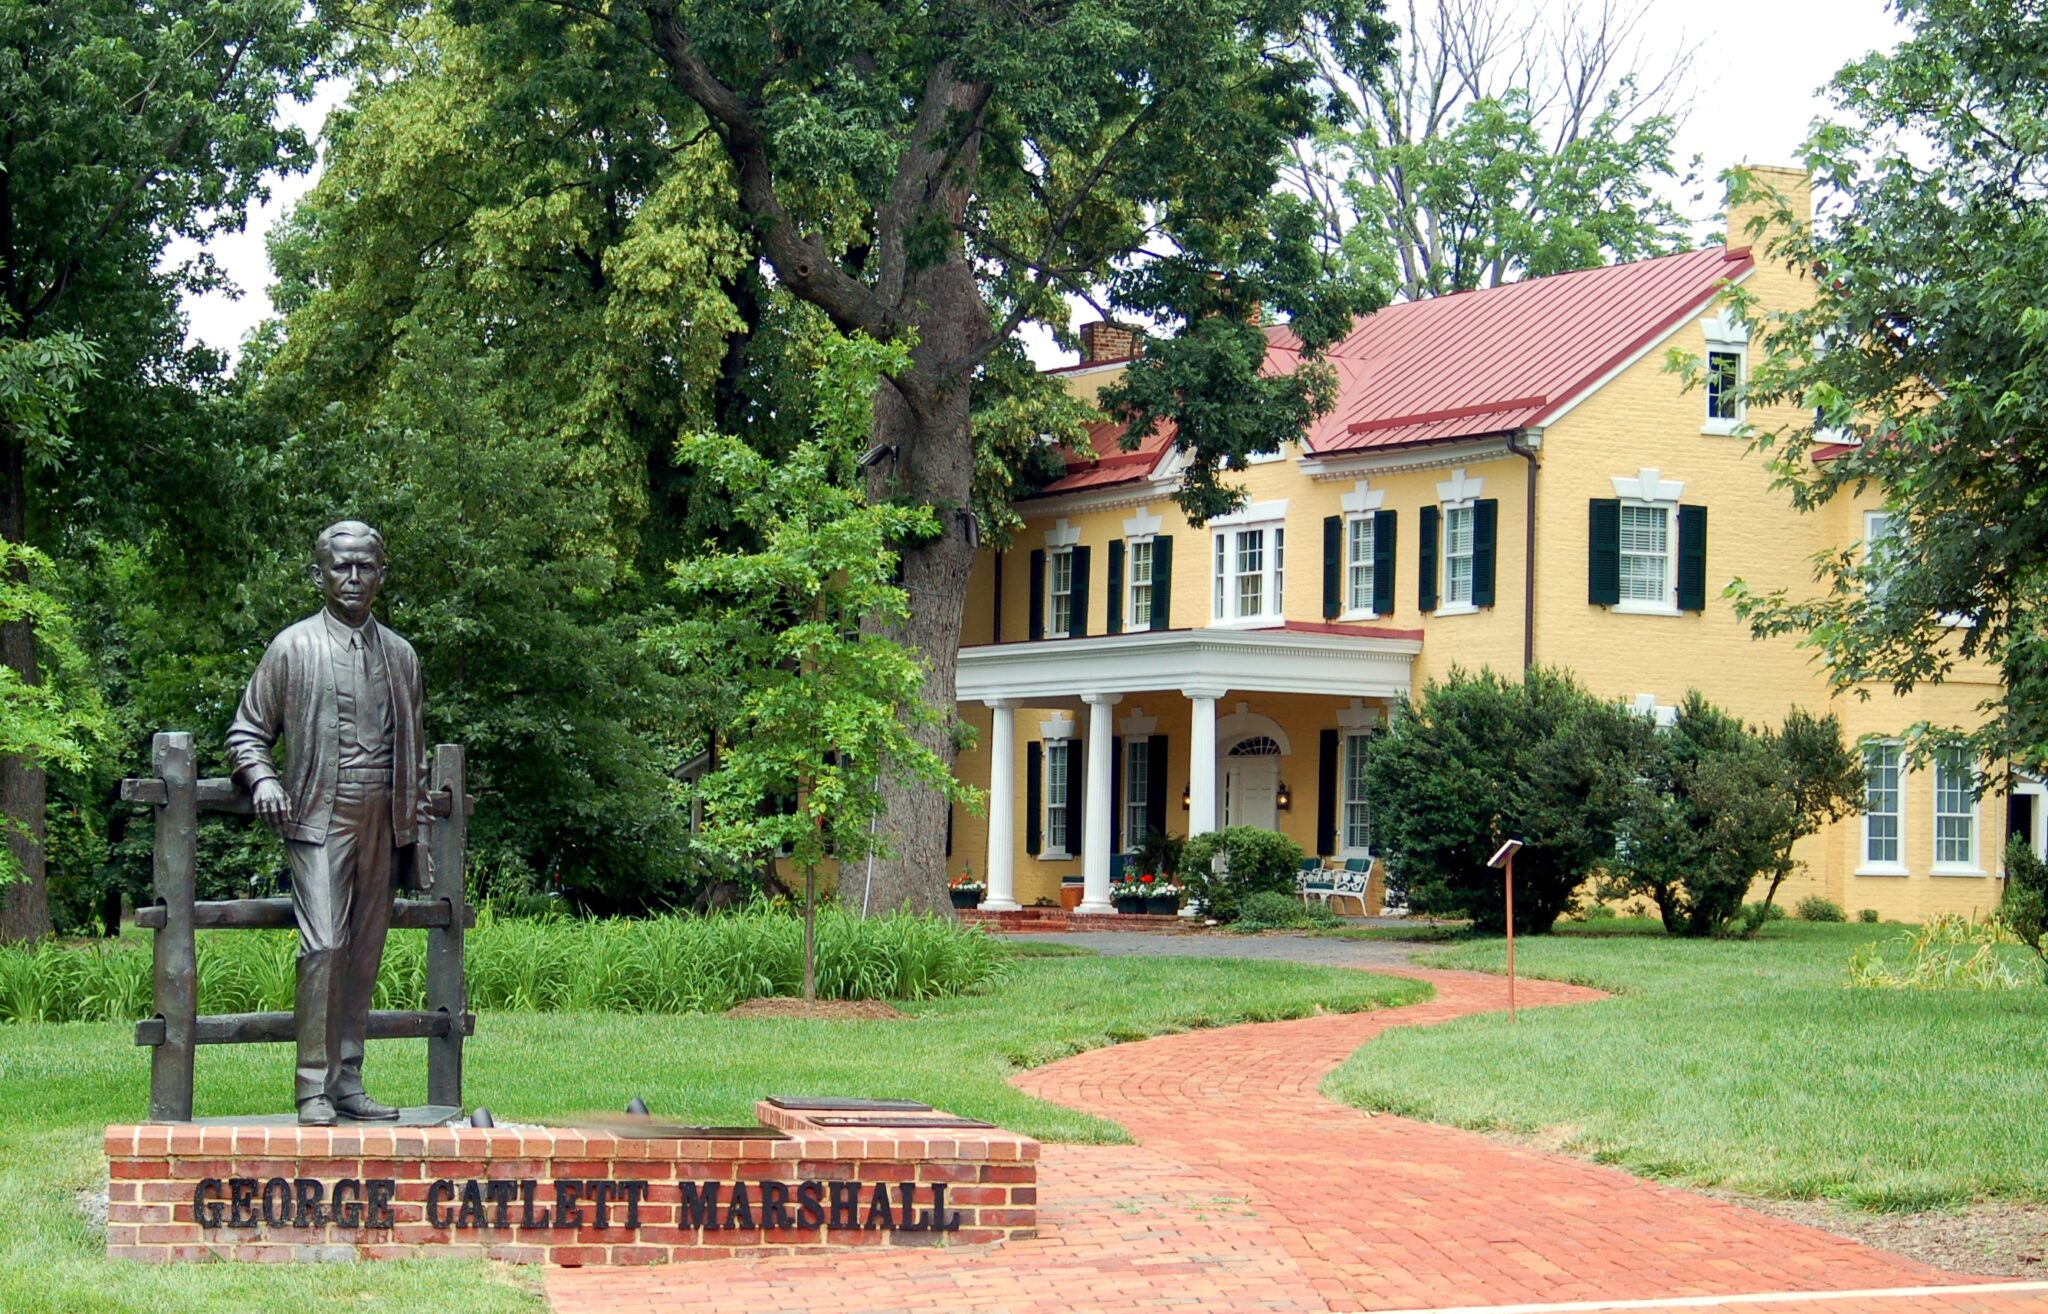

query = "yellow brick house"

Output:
[[947, 167, 2028, 924]]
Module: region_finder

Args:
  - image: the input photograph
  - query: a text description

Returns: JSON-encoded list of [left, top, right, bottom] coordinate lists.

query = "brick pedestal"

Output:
[[105, 1101, 1038, 1265]]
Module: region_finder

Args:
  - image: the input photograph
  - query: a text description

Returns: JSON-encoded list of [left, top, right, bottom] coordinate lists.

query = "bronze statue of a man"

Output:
[[227, 521, 429, 1126]]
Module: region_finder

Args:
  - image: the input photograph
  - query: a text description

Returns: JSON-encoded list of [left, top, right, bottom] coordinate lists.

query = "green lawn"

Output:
[[0, 953, 1422, 1314], [1325, 920, 2048, 1210]]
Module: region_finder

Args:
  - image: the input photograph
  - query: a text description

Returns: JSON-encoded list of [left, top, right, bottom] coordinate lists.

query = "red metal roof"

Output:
[[1030, 245, 1753, 496]]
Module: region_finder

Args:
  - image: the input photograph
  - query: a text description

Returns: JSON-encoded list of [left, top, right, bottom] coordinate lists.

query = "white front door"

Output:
[[1222, 756, 1280, 831]]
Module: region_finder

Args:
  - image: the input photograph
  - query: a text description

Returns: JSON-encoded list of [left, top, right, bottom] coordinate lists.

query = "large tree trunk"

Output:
[[0, 435, 52, 942], [859, 352, 976, 918]]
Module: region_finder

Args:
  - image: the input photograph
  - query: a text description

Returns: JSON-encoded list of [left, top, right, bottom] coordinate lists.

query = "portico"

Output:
[[957, 626, 1420, 913]]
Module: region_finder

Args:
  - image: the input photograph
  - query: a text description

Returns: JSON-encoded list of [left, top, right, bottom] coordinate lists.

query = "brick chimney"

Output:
[[1077, 320, 1142, 365], [1725, 164, 1811, 254]]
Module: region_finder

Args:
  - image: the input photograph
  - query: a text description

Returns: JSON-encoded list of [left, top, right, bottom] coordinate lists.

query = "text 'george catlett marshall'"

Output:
[[226, 520, 430, 1127]]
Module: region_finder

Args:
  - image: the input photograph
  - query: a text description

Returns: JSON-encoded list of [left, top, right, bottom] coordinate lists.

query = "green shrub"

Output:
[[1858, 908, 1880, 924], [1796, 896, 1847, 923], [1231, 890, 1341, 932], [0, 904, 1005, 1024], [1999, 835, 2048, 982], [1180, 826, 1305, 922], [1736, 900, 1789, 937], [1582, 904, 1617, 921]]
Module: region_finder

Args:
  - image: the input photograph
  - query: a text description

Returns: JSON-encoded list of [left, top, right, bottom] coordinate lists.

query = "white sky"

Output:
[[178, 0, 1905, 364]]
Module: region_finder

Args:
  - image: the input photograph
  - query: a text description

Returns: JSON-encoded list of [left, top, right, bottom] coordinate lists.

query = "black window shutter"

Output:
[[1589, 499, 1621, 605], [1065, 738, 1085, 855], [1025, 741, 1042, 855], [1677, 504, 1709, 611], [1418, 506, 1440, 613], [1371, 510, 1397, 616], [1472, 498, 1499, 608], [1150, 536, 1173, 630], [1028, 550, 1046, 640], [1068, 545, 1091, 639], [945, 803, 953, 857], [1110, 736, 1124, 853], [1145, 734, 1170, 836], [1322, 515, 1342, 619], [1316, 729, 1339, 857], [1106, 541, 1125, 634]]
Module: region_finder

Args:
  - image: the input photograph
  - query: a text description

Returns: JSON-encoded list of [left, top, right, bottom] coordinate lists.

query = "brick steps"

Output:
[[957, 909, 1192, 933]]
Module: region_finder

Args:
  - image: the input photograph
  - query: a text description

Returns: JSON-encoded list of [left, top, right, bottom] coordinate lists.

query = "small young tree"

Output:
[[1611, 695, 1863, 937], [1999, 835, 2048, 984], [652, 335, 975, 999], [1364, 667, 1647, 933]]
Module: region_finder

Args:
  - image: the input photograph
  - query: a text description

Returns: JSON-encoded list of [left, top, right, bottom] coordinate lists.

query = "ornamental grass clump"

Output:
[[1846, 914, 2032, 991], [0, 904, 1004, 1024]]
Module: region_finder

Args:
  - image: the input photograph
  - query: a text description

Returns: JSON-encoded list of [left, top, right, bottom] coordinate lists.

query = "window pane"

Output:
[[1348, 517, 1374, 610], [1125, 741, 1150, 845], [1934, 749, 1975, 865], [1129, 540, 1152, 627], [1050, 549, 1073, 633], [1342, 733, 1372, 851], [1046, 744, 1068, 851], [1236, 529, 1264, 616], [1619, 505, 1669, 603], [1863, 743, 1900, 864], [1444, 506, 1474, 605], [1214, 534, 1225, 618], [1707, 350, 1741, 421]]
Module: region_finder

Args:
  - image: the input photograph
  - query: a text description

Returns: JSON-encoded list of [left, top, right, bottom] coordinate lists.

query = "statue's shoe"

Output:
[[298, 1096, 338, 1127], [334, 1092, 401, 1121]]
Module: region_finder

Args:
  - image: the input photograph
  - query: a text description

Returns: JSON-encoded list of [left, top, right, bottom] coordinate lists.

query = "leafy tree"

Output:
[[0, 541, 112, 886], [1293, 0, 1698, 299], [1364, 667, 1647, 933], [0, 0, 334, 939], [439, 0, 1397, 912], [1724, 0, 2048, 775], [245, 8, 756, 907], [1754, 706, 1866, 917], [652, 335, 971, 996]]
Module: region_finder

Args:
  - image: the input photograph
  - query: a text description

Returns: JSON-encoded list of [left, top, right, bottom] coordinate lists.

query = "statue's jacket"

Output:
[[227, 612, 429, 847]]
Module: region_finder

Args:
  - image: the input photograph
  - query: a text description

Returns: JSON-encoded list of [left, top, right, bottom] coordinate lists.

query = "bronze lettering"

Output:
[[292, 1178, 326, 1228], [260, 1177, 293, 1228], [618, 1180, 648, 1231], [454, 1180, 486, 1230], [827, 1181, 861, 1230], [758, 1180, 791, 1230], [723, 1181, 754, 1231], [931, 1181, 962, 1232], [192, 1179, 224, 1228], [519, 1179, 551, 1228], [554, 1180, 584, 1229], [484, 1179, 517, 1229], [587, 1180, 615, 1230], [863, 1182, 894, 1231], [677, 1181, 721, 1229], [896, 1182, 924, 1232], [364, 1178, 397, 1228], [796, 1180, 825, 1229], [332, 1178, 364, 1228], [227, 1177, 259, 1229], [425, 1179, 454, 1229]]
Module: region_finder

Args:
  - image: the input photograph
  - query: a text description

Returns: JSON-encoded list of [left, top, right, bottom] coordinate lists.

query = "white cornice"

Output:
[[958, 627, 1422, 704], [1021, 477, 1181, 520], [1298, 436, 1517, 481]]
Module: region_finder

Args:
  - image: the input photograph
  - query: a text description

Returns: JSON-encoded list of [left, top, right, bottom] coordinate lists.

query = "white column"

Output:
[[1078, 693, 1121, 914], [980, 700, 1020, 911], [1185, 687, 1224, 837]]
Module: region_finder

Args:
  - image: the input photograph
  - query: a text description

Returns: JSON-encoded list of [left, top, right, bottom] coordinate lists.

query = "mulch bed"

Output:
[[1701, 1191, 2048, 1279], [724, 997, 909, 1021]]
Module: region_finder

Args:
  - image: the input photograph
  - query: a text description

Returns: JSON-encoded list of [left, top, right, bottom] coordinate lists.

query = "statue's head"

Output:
[[312, 520, 386, 625]]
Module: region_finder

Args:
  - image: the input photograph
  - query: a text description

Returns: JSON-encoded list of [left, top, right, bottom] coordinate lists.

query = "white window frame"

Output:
[[1208, 502, 1287, 628], [1932, 748, 1981, 874], [1432, 470, 1483, 617], [1863, 511, 1897, 606], [1859, 740, 1907, 876], [1608, 469, 1686, 617], [1126, 537, 1155, 631], [1345, 514, 1377, 618], [1340, 731, 1373, 857], [1123, 738, 1151, 848], [1701, 311, 1748, 436], [1047, 546, 1075, 638], [1043, 740, 1072, 859]]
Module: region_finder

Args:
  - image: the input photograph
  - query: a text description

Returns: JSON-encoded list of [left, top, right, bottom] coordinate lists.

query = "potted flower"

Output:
[[949, 866, 985, 910], [1105, 867, 1155, 908], [1145, 880, 1183, 916]]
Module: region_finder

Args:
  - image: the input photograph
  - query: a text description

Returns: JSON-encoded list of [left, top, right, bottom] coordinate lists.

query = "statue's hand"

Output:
[[252, 779, 294, 834]]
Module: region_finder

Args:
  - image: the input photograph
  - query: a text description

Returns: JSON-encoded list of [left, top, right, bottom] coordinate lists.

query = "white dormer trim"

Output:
[[1117, 706, 1159, 738], [1611, 468, 1686, 502], [1039, 714, 1075, 742], [1336, 698, 1381, 732], [1339, 480, 1387, 515], [1436, 468, 1484, 506], [1044, 519, 1083, 549], [1121, 507, 1164, 541], [1702, 309, 1751, 347], [1206, 498, 1289, 529]]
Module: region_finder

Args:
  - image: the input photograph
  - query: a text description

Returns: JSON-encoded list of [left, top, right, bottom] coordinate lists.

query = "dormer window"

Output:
[[1701, 311, 1749, 436]]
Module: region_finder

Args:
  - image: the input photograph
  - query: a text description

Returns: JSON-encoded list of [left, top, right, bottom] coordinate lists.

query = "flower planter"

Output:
[[1112, 896, 1144, 915], [949, 889, 982, 910], [1059, 881, 1084, 911], [1144, 896, 1180, 916]]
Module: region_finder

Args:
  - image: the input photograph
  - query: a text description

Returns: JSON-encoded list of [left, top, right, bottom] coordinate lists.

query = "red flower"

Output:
[[1141, 873, 1154, 883]]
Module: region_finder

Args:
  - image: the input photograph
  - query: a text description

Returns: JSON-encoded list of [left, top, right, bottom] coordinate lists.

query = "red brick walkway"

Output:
[[547, 967, 2042, 1313]]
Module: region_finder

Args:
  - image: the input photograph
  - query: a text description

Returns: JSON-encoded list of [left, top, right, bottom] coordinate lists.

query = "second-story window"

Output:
[[1127, 539, 1154, 629], [1048, 547, 1074, 637], [1213, 524, 1284, 624], [1706, 350, 1743, 424], [1442, 505, 1475, 607], [1620, 503, 1672, 604], [1347, 516, 1375, 613]]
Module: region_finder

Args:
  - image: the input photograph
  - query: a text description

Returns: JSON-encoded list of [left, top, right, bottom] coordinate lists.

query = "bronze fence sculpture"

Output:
[[120, 732, 475, 1122]]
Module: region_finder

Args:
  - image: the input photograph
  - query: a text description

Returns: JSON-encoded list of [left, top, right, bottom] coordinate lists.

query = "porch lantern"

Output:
[[1181, 783, 1190, 810], [1275, 780, 1292, 811]]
